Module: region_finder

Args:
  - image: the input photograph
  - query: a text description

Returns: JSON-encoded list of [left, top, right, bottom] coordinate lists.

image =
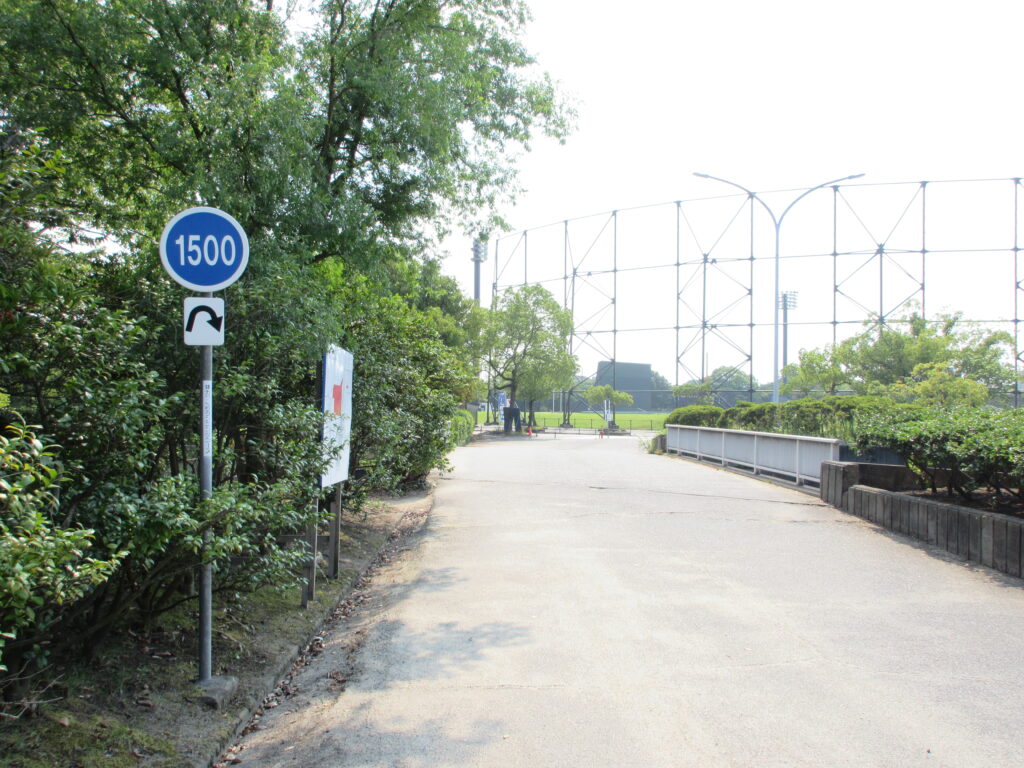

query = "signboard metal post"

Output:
[[160, 207, 248, 693], [304, 346, 354, 606], [199, 333, 213, 681]]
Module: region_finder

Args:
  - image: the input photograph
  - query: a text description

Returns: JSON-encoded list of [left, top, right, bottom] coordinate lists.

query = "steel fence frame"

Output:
[[492, 177, 1024, 405]]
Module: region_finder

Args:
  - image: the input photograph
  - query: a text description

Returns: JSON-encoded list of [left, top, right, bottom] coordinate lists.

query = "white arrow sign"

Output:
[[184, 297, 225, 346]]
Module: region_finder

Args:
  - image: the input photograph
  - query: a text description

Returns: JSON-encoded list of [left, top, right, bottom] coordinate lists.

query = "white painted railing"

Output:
[[665, 425, 842, 486]]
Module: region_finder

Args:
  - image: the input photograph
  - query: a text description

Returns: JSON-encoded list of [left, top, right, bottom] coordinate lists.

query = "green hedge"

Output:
[[715, 396, 897, 441], [450, 409, 475, 447], [664, 396, 899, 439], [720, 401, 776, 432], [780, 395, 896, 441], [665, 405, 724, 427], [852, 406, 1024, 499]]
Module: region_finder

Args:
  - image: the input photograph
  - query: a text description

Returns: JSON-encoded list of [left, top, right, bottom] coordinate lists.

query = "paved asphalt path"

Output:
[[232, 433, 1024, 767]]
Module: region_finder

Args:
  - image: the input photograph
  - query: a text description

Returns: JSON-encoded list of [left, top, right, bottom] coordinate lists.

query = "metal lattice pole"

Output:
[[921, 181, 928, 319], [748, 196, 756, 401], [1016, 178, 1022, 408], [494, 176, 1019, 408], [675, 202, 681, 388], [832, 186, 839, 347], [612, 211, 618, 416]]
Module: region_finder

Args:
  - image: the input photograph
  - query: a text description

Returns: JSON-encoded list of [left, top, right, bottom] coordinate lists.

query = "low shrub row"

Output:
[[852, 406, 1024, 500], [450, 409, 476, 447], [665, 405, 724, 427], [665, 396, 897, 441]]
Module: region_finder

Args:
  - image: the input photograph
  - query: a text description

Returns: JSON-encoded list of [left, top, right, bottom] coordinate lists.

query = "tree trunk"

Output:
[[561, 387, 575, 427]]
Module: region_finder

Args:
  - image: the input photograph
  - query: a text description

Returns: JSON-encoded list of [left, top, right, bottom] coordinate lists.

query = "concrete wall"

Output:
[[820, 461, 921, 508], [821, 461, 1023, 579]]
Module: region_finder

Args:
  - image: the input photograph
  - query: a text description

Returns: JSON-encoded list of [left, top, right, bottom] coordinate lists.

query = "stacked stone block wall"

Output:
[[820, 461, 1023, 580]]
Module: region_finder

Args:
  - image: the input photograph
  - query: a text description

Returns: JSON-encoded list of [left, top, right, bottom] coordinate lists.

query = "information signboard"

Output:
[[321, 346, 354, 487]]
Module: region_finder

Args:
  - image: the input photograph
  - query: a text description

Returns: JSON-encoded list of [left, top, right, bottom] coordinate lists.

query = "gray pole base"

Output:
[[198, 675, 239, 710]]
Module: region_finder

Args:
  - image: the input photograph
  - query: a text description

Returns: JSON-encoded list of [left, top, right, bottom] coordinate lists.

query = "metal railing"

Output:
[[666, 425, 841, 486]]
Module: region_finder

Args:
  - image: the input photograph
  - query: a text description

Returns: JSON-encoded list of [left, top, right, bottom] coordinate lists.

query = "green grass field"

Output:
[[527, 411, 669, 431]]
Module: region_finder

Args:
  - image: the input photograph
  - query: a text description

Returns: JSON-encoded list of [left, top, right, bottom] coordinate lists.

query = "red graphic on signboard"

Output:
[[333, 384, 344, 416]]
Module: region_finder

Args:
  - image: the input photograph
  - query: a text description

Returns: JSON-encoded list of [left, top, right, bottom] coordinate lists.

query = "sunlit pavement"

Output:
[[233, 435, 1024, 767]]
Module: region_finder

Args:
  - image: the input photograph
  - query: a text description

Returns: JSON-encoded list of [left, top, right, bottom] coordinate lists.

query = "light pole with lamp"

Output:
[[693, 172, 864, 403], [471, 238, 487, 306], [471, 238, 493, 424], [779, 290, 798, 373]]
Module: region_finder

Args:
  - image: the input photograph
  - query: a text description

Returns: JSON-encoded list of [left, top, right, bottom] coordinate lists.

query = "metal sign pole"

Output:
[[160, 206, 247, 705], [304, 359, 323, 609], [198, 332, 213, 682], [316, 346, 353, 605]]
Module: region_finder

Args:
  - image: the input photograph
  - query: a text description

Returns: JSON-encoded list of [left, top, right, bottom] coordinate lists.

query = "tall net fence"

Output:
[[492, 178, 1024, 405]]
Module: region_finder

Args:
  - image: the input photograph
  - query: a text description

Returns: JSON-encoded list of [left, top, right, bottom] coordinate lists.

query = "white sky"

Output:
[[512, 0, 1021, 223], [442, 0, 1024, 386]]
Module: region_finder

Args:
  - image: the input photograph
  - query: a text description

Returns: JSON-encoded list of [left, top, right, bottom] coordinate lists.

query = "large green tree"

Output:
[[781, 346, 846, 398], [516, 346, 578, 427], [584, 384, 633, 427], [673, 366, 761, 406], [0, 0, 569, 264], [649, 369, 676, 411], [784, 312, 1014, 403], [304, 0, 571, 250], [483, 284, 576, 413]]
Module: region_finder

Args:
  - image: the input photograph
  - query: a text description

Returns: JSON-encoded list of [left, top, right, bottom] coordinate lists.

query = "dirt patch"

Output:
[[0, 490, 432, 768]]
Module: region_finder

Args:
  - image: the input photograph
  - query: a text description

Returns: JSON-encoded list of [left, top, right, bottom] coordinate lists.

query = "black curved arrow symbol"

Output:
[[186, 305, 224, 333]]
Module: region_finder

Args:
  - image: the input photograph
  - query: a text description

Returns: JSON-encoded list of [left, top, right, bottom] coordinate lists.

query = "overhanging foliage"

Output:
[[0, 0, 569, 689]]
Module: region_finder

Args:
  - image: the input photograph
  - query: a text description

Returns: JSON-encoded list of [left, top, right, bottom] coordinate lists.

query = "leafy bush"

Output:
[[0, 0, 556, 696], [334, 277, 468, 492], [1, 239, 465, 677], [665, 405, 724, 427], [450, 410, 475, 447], [779, 395, 896, 441], [718, 396, 897, 440], [720, 401, 777, 432], [0, 179, 339, 671], [0, 421, 124, 675], [853, 407, 953, 493], [953, 410, 1024, 497], [852, 406, 1024, 499]]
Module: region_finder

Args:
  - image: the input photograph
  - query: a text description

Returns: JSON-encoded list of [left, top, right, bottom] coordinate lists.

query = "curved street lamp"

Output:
[[693, 172, 864, 403]]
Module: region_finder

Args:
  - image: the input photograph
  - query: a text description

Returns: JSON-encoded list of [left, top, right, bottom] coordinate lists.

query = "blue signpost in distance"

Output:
[[159, 206, 249, 292]]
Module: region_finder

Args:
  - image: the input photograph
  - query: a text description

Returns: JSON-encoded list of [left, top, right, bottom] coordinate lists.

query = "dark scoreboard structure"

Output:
[[595, 361, 652, 411]]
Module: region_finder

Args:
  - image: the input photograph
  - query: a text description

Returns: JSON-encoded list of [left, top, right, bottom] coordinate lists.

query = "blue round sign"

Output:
[[159, 207, 249, 292]]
